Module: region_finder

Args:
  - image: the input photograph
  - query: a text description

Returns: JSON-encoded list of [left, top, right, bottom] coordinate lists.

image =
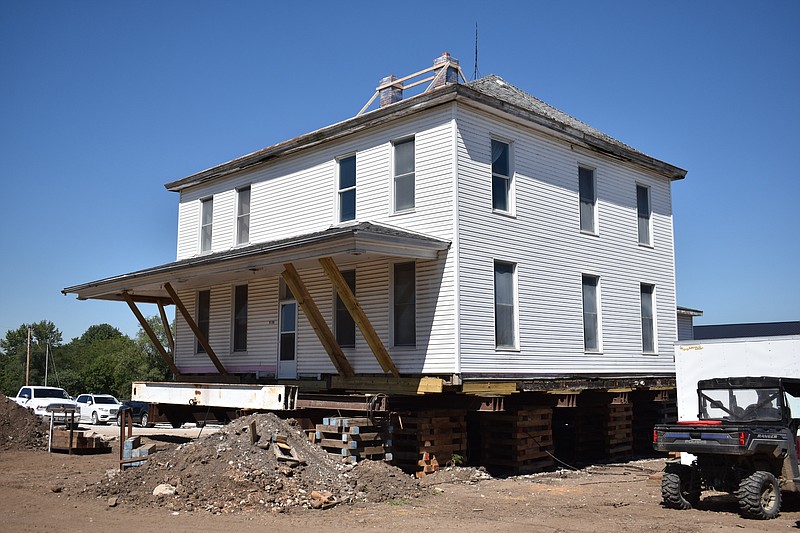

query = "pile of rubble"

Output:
[[96, 413, 420, 514], [0, 393, 49, 450]]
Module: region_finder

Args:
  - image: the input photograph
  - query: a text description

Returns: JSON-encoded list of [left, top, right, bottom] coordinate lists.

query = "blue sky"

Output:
[[1, 1, 798, 342]]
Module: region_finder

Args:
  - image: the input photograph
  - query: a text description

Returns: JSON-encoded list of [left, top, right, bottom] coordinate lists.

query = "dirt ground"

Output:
[[2, 394, 800, 532], [3, 444, 800, 532]]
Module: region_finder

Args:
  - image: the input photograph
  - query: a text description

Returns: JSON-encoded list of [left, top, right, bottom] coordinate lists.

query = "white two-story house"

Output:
[[65, 53, 686, 401]]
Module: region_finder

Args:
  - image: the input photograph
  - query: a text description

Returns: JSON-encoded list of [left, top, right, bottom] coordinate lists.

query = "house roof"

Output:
[[165, 75, 686, 192], [693, 321, 800, 340], [677, 306, 704, 317], [62, 222, 450, 302]]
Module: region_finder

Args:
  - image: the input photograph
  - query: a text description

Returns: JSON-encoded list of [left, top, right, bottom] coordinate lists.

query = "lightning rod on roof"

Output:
[[473, 22, 480, 81]]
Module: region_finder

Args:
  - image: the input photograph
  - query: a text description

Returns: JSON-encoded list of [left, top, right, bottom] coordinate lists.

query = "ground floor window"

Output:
[[393, 262, 416, 347], [494, 261, 516, 348], [196, 289, 210, 353]]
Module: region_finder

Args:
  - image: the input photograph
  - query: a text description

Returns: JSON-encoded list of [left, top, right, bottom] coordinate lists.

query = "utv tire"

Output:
[[736, 471, 781, 520], [661, 464, 700, 510]]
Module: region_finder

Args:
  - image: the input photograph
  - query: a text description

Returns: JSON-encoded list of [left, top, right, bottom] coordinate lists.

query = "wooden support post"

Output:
[[319, 256, 400, 377], [163, 283, 229, 376], [122, 292, 181, 376], [281, 264, 355, 378], [157, 300, 175, 354]]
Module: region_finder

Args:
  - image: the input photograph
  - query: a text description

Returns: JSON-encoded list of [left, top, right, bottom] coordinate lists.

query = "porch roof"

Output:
[[62, 221, 450, 303]]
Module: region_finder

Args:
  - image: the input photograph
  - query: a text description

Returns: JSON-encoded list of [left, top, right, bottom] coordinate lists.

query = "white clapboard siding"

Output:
[[455, 105, 677, 376], [174, 107, 455, 261], [677, 313, 695, 341]]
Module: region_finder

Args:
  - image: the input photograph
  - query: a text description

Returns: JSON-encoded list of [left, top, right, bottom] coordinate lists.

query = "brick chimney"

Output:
[[379, 74, 403, 107], [432, 52, 459, 89]]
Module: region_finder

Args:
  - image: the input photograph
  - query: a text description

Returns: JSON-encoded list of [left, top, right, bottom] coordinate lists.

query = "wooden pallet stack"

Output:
[[606, 402, 633, 460], [313, 416, 387, 463], [388, 409, 467, 477], [478, 407, 554, 475], [632, 390, 678, 454]]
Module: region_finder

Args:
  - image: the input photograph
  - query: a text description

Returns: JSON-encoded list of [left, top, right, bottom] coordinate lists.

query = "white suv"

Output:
[[14, 386, 78, 425], [75, 394, 122, 425]]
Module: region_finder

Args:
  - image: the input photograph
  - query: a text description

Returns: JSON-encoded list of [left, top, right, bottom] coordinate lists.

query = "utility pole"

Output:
[[26, 327, 31, 386]]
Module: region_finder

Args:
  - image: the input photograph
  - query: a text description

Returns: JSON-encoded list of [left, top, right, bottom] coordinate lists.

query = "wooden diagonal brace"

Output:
[[281, 264, 355, 378], [122, 292, 181, 377], [157, 300, 175, 354], [163, 282, 229, 376], [319, 257, 399, 377]]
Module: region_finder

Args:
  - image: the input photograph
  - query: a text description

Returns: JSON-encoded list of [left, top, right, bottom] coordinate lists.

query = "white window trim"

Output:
[[336, 154, 357, 224], [581, 274, 603, 354], [199, 196, 213, 254], [640, 282, 658, 354], [493, 260, 520, 351], [389, 260, 417, 350], [636, 183, 653, 247], [491, 137, 515, 216], [235, 185, 251, 247], [391, 136, 416, 215], [578, 165, 598, 236]]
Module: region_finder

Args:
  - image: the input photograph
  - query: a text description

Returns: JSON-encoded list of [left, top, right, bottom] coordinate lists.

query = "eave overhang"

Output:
[[62, 222, 450, 303], [166, 82, 686, 194]]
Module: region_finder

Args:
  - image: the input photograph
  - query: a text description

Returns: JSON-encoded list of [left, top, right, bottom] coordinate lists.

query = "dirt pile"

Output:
[[96, 413, 420, 514], [0, 393, 49, 450]]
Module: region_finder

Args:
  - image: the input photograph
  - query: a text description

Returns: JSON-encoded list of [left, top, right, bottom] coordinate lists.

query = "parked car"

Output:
[[14, 386, 78, 425], [75, 393, 122, 425], [116, 400, 153, 427]]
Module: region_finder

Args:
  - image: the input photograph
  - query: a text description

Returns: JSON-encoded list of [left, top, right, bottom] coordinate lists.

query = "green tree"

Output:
[[0, 321, 62, 396]]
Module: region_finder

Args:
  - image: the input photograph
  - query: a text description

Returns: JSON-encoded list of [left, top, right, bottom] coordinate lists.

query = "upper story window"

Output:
[[582, 274, 601, 353], [200, 197, 213, 253], [335, 270, 356, 348], [338, 155, 356, 222], [196, 289, 211, 354], [494, 261, 517, 349], [236, 186, 250, 245], [579, 166, 597, 234], [640, 283, 656, 353], [393, 138, 415, 212], [233, 284, 248, 352], [637, 184, 652, 245], [491, 139, 512, 212], [392, 262, 416, 347]]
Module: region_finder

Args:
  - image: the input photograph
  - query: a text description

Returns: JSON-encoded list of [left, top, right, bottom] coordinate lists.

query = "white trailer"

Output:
[[675, 335, 800, 422], [674, 335, 800, 464]]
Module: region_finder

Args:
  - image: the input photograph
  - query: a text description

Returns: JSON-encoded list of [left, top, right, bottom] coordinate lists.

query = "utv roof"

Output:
[[698, 377, 800, 396]]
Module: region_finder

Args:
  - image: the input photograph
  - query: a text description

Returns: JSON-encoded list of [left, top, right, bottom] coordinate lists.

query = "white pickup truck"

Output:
[[14, 386, 78, 425]]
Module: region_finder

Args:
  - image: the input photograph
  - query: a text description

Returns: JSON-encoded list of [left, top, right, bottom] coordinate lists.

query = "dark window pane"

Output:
[[339, 156, 356, 189], [335, 271, 356, 348], [492, 176, 509, 211], [233, 285, 248, 351], [491, 140, 509, 177], [641, 284, 655, 352], [340, 189, 355, 221], [637, 185, 651, 244], [393, 262, 416, 346], [395, 174, 415, 211], [494, 262, 515, 347], [279, 333, 295, 361], [582, 276, 599, 352], [579, 167, 595, 232], [394, 139, 414, 176], [196, 290, 211, 353]]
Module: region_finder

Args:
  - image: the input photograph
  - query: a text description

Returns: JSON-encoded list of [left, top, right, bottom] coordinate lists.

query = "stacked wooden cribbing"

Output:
[[632, 391, 678, 454], [552, 406, 607, 464], [606, 403, 633, 460], [478, 408, 554, 475], [50, 429, 111, 453], [314, 416, 387, 463], [388, 409, 467, 477]]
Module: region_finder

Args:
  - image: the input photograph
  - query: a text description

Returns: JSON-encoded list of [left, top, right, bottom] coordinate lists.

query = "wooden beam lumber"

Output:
[[122, 292, 181, 376], [461, 381, 517, 395], [330, 375, 442, 395], [157, 300, 175, 353], [281, 264, 355, 378], [319, 256, 399, 377], [163, 282, 229, 376]]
